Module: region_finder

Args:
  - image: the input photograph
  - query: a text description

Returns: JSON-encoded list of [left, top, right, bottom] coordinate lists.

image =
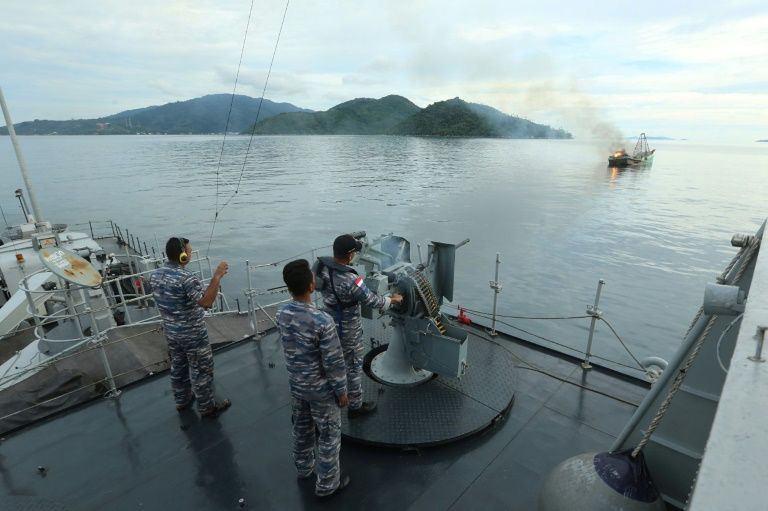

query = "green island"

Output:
[[2, 94, 571, 139]]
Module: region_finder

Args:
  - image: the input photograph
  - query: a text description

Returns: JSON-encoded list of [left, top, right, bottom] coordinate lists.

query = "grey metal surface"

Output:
[[688, 226, 768, 510], [611, 223, 764, 509], [342, 327, 516, 447], [0, 321, 646, 511], [0, 496, 71, 511], [0, 312, 255, 434]]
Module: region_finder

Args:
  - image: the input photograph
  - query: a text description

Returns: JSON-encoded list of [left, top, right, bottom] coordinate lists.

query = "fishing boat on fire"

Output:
[[609, 133, 655, 167]]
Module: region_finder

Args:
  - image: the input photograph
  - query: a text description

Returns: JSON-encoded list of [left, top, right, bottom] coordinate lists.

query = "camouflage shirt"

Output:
[[150, 262, 206, 345], [277, 300, 348, 402], [316, 257, 390, 335]]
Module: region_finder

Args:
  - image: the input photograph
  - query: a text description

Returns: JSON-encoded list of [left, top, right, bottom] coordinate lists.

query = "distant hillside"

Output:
[[393, 98, 571, 138], [0, 94, 310, 135], [393, 98, 493, 137], [252, 95, 570, 139], [757, 139, 768, 143], [466, 101, 571, 138], [250, 95, 421, 135]]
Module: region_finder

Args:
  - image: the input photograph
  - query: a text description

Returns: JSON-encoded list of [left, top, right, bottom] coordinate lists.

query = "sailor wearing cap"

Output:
[[315, 234, 403, 418]]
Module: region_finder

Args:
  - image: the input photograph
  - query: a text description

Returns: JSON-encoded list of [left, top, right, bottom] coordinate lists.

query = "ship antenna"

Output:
[[0, 87, 45, 223], [206, 0, 291, 256]]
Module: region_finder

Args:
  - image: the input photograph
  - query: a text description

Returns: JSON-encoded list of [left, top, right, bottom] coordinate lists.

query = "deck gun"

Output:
[[356, 233, 470, 385]]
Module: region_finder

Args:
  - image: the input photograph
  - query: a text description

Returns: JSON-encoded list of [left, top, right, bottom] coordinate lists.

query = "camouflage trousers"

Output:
[[340, 335, 364, 410], [291, 397, 342, 496], [167, 339, 215, 413]]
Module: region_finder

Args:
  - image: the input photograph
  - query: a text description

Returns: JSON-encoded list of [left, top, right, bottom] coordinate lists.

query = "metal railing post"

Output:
[[22, 276, 45, 340], [582, 279, 606, 370], [88, 221, 94, 239], [66, 284, 86, 339], [88, 306, 120, 399], [246, 260, 257, 335], [488, 253, 502, 336], [115, 277, 134, 324], [749, 326, 766, 362], [124, 243, 135, 276]]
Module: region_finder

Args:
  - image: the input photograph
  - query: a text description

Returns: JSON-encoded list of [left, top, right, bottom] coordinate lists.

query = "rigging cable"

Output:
[[209, 0, 258, 255], [207, 0, 291, 255]]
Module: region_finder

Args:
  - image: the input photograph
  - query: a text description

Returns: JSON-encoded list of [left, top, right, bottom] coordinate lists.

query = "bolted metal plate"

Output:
[[38, 247, 102, 287], [343, 318, 516, 447]]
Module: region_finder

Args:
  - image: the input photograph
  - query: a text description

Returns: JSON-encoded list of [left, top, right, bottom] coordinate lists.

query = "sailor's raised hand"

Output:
[[390, 293, 403, 305], [215, 261, 229, 278]]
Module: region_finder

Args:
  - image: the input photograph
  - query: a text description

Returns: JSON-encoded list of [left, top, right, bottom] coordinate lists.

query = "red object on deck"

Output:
[[457, 306, 472, 325]]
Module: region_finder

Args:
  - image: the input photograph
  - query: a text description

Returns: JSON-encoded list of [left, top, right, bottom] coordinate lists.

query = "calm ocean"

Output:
[[1, 135, 766, 369]]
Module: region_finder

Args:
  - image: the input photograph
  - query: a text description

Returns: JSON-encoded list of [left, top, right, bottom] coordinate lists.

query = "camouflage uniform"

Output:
[[315, 257, 390, 410], [277, 300, 347, 497], [150, 261, 215, 414]]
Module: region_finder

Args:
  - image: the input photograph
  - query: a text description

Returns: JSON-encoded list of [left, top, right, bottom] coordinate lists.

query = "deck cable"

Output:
[[460, 319, 640, 407], [446, 305, 646, 372], [206, 0, 291, 256]]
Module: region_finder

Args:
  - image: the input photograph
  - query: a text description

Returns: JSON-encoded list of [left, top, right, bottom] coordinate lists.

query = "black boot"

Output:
[[348, 401, 377, 419]]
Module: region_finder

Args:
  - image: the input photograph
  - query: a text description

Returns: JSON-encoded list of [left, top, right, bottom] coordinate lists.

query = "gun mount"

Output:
[[357, 234, 470, 386]]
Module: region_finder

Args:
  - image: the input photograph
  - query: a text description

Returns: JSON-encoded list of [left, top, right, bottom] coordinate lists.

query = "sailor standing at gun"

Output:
[[315, 234, 403, 418], [277, 259, 351, 499], [150, 237, 232, 418]]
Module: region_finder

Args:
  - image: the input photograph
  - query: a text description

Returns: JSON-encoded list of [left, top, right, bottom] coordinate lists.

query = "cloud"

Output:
[[1, 1, 767, 141]]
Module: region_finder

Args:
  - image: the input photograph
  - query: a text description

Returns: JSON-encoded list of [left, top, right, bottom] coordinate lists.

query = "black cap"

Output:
[[333, 234, 363, 257]]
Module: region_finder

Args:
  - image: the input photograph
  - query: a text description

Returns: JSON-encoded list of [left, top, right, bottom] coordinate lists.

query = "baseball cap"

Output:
[[333, 234, 363, 257]]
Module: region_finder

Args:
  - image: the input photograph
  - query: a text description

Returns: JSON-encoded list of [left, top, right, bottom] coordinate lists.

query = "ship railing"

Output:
[[241, 244, 333, 336], [0, 251, 654, 425], [67, 220, 169, 261], [0, 250, 231, 388], [239, 246, 655, 381]]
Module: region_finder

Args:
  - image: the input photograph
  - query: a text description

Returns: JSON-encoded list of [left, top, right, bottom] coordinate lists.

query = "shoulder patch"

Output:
[[354, 276, 363, 287]]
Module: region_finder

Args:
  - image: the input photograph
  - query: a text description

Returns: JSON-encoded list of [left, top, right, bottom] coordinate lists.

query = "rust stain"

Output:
[[69, 259, 89, 270]]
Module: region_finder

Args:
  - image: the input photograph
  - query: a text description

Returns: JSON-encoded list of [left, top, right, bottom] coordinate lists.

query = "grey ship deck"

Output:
[[0, 320, 648, 511]]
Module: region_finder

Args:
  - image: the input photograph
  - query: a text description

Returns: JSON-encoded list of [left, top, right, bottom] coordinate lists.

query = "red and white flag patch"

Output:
[[354, 277, 364, 288]]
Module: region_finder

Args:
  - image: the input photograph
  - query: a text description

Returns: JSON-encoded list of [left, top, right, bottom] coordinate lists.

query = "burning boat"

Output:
[[609, 133, 655, 167]]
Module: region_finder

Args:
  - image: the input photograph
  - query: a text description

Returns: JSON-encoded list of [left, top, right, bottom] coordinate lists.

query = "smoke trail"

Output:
[[523, 80, 625, 154]]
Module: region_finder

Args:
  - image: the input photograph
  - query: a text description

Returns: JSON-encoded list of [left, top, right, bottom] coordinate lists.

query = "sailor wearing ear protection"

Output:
[[150, 237, 232, 418]]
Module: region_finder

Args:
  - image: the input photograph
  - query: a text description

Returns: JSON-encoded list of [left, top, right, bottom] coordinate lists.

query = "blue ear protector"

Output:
[[177, 237, 189, 264]]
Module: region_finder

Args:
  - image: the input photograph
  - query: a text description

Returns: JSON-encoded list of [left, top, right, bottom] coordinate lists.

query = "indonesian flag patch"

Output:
[[354, 277, 364, 288]]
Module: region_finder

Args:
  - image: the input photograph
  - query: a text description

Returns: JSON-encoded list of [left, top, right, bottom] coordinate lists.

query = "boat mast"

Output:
[[0, 86, 44, 223]]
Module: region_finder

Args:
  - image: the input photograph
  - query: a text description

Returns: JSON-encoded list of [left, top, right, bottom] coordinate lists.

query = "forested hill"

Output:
[[0, 94, 310, 135], [251, 96, 572, 139], [250, 95, 421, 135], [1, 93, 572, 139]]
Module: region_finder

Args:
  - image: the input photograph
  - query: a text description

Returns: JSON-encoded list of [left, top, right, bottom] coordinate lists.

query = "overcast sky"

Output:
[[1, 0, 767, 142]]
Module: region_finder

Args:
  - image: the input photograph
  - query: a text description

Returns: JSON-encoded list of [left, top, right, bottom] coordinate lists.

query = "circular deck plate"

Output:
[[370, 350, 433, 386], [39, 247, 102, 287], [342, 329, 516, 448]]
